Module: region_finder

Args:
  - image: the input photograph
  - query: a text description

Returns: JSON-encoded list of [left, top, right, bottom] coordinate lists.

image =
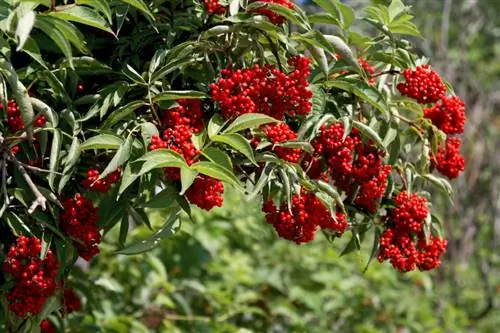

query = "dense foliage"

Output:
[[0, 0, 471, 331]]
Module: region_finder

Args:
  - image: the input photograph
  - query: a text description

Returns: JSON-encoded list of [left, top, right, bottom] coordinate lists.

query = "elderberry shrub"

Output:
[[0, 0, 469, 330]]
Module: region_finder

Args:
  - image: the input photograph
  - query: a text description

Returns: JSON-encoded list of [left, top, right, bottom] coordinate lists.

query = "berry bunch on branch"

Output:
[[0, 0, 467, 330]]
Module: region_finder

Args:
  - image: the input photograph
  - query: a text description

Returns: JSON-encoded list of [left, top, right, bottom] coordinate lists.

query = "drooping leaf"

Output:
[[212, 133, 257, 165], [117, 208, 179, 255], [48, 6, 113, 34], [190, 161, 241, 187], [224, 113, 278, 134], [80, 134, 124, 150]]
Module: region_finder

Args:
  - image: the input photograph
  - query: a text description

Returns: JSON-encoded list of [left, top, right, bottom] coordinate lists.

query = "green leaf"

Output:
[[119, 0, 154, 19], [118, 149, 187, 195], [62, 56, 112, 74], [139, 185, 179, 209], [316, 180, 345, 212], [48, 129, 62, 191], [306, 43, 329, 77], [308, 12, 341, 27], [62, 137, 81, 173], [119, 215, 129, 247], [325, 79, 388, 114], [101, 101, 147, 129], [35, 16, 74, 64], [140, 122, 158, 147], [123, 64, 146, 84], [30, 97, 58, 127], [0, 58, 34, 137], [78, 0, 113, 23], [275, 141, 314, 154], [224, 113, 278, 134], [324, 34, 361, 73], [340, 231, 361, 256], [180, 167, 198, 195], [229, 0, 239, 16], [352, 120, 385, 150], [336, 1, 355, 29], [247, 2, 310, 30], [246, 163, 275, 201], [80, 134, 124, 150], [207, 113, 225, 138], [382, 126, 398, 148], [100, 135, 133, 179], [152, 90, 207, 102], [5, 211, 31, 236], [117, 208, 179, 255], [388, 0, 407, 21], [191, 161, 241, 186], [201, 147, 233, 171], [150, 57, 194, 83], [421, 174, 453, 199], [22, 37, 46, 68], [311, 0, 341, 21], [148, 49, 167, 78], [212, 133, 257, 165], [48, 6, 113, 34], [15, 10, 35, 51]]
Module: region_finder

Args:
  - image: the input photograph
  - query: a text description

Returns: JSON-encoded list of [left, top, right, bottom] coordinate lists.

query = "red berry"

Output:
[[63, 288, 82, 314], [249, 0, 294, 25], [203, 0, 226, 14], [82, 168, 121, 193], [40, 319, 56, 333], [77, 83, 85, 93]]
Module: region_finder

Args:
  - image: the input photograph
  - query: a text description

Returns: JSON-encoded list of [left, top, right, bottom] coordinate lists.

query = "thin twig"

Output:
[[17, 161, 63, 175], [371, 69, 400, 79]]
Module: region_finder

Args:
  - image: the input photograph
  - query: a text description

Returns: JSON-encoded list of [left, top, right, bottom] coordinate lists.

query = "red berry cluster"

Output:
[[149, 99, 204, 180], [249, 0, 294, 25], [263, 189, 348, 244], [82, 168, 121, 193], [203, 0, 226, 14], [422, 93, 466, 179], [424, 96, 466, 135], [210, 57, 312, 120], [60, 193, 101, 261], [185, 175, 224, 211], [3, 236, 59, 317], [63, 288, 82, 314], [40, 319, 56, 333], [2, 99, 46, 132], [311, 123, 391, 213], [397, 65, 446, 104], [263, 123, 302, 163], [378, 192, 447, 272], [161, 99, 205, 134], [431, 137, 465, 179]]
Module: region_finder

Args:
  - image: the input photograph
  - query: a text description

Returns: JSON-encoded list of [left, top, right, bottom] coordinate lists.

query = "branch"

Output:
[[8, 152, 47, 214]]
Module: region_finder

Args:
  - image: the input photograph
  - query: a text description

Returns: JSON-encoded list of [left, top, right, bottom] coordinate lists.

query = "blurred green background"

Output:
[[61, 1, 500, 332]]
